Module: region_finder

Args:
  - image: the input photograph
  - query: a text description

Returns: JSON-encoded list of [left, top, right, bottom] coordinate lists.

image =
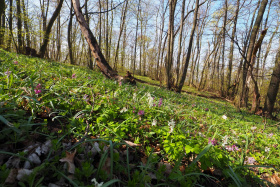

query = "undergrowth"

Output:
[[0, 49, 279, 186]]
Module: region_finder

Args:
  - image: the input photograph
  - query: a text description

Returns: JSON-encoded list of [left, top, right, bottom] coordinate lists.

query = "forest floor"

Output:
[[1, 49, 280, 186]]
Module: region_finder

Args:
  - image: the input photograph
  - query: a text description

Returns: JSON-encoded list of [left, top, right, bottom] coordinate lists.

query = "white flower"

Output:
[[114, 91, 118, 97], [222, 135, 228, 146], [133, 93, 137, 100], [152, 119, 157, 126], [120, 107, 128, 113], [222, 115, 227, 120], [251, 126, 257, 131], [91, 178, 104, 187], [265, 147, 270, 152], [146, 92, 153, 107], [168, 119, 176, 133]]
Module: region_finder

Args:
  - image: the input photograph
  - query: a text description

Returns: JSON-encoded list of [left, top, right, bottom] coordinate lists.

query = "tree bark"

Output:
[[226, 0, 239, 96], [68, 1, 74, 65], [16, 0, 23, 53], [220, 0, 227, 96], [72, 0, 120, 80], [177, 0, 199, 93], [236, 0, 268, 108], [175, 0, 186, 86], [0, 0, 5, 47], [39, 0, 64, 58], [166, 0, 177, 89], [264, 44, 280, 118], [114, 0, 128, 70]]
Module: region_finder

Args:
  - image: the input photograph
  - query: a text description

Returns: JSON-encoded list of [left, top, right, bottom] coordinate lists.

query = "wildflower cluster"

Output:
[[34, 84, 42, 94]]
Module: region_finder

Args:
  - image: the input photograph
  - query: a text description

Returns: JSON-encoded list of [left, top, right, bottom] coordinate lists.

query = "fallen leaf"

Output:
[[158, 162, 172, 176], [5, 168, 18, 184], [59, 149, 76, 174], [101, 157, 111, 175], [124, 140, 141, 147]]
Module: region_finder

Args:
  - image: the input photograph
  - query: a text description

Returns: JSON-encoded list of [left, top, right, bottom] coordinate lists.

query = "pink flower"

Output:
[[208, 138, 217, 146], [14, 61, 18, 65], [36, 84, 41, 89], [34, 89, 41, 94], [225, 145, 239, 152], [138, 110, 145, 116], [158, 98, 163, 107], [4, 70, 12, 76], [72, 74, 76, 79]]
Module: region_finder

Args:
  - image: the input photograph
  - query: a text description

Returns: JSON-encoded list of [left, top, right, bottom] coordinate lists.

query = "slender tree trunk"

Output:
[[16, 0, 23, 53], [226, 0, 239, 96], [220, 0, 227, 96], [177, 0, 199, 93], [68, 2, 74, 65], [175, 0, 186, 86], [105, 0, 109, 61], [85, 0, 93, 69], [22, 0, 31, 48], [39, 0, 64, 58], [156, 1, 166, 80], [114, 0, 128, 70], [166, 0, 177, 89], [7, 0, 13, 51], [0, 0, 5, 47], [133, 0, 141, 75]]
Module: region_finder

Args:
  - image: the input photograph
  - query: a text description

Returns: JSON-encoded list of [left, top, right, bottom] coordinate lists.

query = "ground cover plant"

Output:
[[1, 49, 280, 186]]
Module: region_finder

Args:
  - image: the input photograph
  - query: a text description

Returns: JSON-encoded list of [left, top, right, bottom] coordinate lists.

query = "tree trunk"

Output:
[[7, 0, 13, 51], [236, 0, 268, 108], [39, 0, 64, 58], [264, 44, 280, 118], [72, 0, 120, 80], [114, 0, 128, 70], [226, 0, 240, 96], [133, 0, 141, 75], [85, 0, 93, 69], [16, 0, 23, 53], [177, 0, 199, 93], [68, 1, 74, 65], [175, 0, 186, 86], [166, 0, 177, 89], [220, 0, 227, 96], [0, 0, 5, 47], [22, 0, 31, 48], [249, 28, 268, 113]]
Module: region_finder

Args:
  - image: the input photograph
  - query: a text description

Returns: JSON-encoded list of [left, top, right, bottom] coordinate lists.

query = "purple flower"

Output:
[[192, 104, 196, 107], [246, 157, 256, 165], [14, 61, 18, 65], [225, 145, 239, 152], [36, 84, 41, 89], [72, 74, 76, 79], [205, 108, 209, 112], [34, 89, 41, 94], [158, 98, 163, 107], [119, 81, 122, 86], [208, 138, 217, 146], [4, 70, 12, 77], [268, 133, 273, 138], [138, 110, 144, 116]]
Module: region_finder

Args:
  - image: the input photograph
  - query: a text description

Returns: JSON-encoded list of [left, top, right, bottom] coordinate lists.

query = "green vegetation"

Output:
[[0, 49, 279, 186]]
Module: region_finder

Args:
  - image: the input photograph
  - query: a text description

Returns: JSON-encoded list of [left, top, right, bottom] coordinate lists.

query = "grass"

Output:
[[0, 49, 280, 186]]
